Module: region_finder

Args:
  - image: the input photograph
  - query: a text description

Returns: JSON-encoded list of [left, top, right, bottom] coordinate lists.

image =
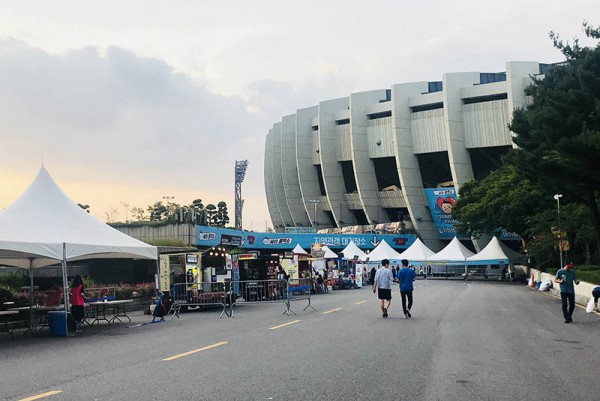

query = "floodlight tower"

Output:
[[234, 160, 249, 230]]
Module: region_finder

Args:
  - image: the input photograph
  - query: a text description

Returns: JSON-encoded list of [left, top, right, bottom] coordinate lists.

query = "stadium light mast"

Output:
[[235, 160, 249, 230]]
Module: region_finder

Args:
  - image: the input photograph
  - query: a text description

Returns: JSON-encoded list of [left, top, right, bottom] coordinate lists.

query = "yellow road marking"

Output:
[[322, 307, 342, 315], [355, 300, 368, 305], [19, 391, 62, 401], [162, 341, 229, 361], [269, 320, 301, 330]]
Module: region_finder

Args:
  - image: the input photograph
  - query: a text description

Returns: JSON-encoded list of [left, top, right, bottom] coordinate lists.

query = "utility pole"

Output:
[[307, 199, 320, 230]]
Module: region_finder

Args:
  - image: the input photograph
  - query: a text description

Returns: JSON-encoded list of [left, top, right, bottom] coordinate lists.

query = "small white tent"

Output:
[[427, 237, 474, 262], [291, 244, 308, 255], [341, 240, 367, 260], [398, 237, 435, 262], [366, 239, 402, 262], [465, 237, 510, 265], [321, 246, 339, 259]]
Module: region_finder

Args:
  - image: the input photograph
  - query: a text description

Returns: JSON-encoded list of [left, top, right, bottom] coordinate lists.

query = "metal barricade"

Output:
[[169, 282, 229, 318], [229, 279, 288, 317], [285, 278, 316, 315]]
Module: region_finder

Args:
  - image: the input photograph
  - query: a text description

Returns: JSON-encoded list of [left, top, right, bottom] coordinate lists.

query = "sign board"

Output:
[[196, 226, 415, 250], [237, 252, 258, 261], [220, 234, 243, 246], [424, 187, 459, 239], [311, 243, 325, 258]]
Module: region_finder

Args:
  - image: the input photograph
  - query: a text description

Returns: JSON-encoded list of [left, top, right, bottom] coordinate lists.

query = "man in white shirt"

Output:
[[374, 259, 394, 318]]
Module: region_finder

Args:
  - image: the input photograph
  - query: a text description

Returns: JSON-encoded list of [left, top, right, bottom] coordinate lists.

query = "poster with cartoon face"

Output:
[[424, 188, 459, 239]]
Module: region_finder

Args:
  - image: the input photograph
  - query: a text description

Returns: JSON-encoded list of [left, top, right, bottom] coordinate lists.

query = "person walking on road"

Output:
[[374, 259, 394, 318], [397, 259, 416, 319], [554, 262, 580, 323]]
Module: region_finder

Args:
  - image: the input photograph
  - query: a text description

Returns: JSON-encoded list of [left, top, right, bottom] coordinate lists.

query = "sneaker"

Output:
[[383, 308, 388, 318], [404, 313, 409, 319], [407, 311, 412, 318]]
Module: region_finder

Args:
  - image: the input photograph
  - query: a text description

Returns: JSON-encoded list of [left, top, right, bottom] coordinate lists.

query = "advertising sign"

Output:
[[424, 187, 460, 239], [311, 243, 325, 258], [237, 252, 258, 261], [196, 226, 415, 251], [424, 188, 521, 241], [220, 234, 243, 246], [232, 255, 240, 295]]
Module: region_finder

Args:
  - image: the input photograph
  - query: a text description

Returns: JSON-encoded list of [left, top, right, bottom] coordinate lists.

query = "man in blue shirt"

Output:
[[554, 262, 580, 323], [397, 259, 417, 319]]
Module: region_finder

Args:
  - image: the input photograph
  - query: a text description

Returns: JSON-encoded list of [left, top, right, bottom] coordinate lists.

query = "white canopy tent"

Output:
[[427, 237, 474, 262], [0, 166, 157, 267], [0, 166, 157, 333], [366, 239, 402, 262], [465, 236, 511, 265], [321, 246, 339, 259], [398, 237, 435, 262], [291, 244, 308, 255], [341, 240, 367, 260]]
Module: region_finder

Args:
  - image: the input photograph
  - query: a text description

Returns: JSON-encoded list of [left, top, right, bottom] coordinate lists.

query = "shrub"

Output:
[[135, 282, 156, 297], [115, 284, 134, 300], [0, 285, 16, 304], [0, 272, 25, 290]]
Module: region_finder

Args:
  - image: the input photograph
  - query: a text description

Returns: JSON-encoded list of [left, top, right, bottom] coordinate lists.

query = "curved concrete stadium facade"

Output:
[[264, 61, 546, 250]]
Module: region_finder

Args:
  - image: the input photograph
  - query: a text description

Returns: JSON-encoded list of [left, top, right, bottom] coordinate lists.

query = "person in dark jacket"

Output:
[[369, 267, 376, 287]]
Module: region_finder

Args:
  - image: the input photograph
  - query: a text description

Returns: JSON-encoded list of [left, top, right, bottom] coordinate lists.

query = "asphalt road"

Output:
[[1, 280, 599, 401]]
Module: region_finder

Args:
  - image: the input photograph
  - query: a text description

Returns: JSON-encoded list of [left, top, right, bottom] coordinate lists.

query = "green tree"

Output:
[[130, 206, 147, 221], [509, 22, 600, 253], [453, 162, 551, 241], [148, 201, 167, 221], [216, 201, 230, 227]]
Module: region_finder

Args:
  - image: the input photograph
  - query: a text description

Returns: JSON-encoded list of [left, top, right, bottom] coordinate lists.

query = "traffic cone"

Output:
[[530, 273, 535, 288]]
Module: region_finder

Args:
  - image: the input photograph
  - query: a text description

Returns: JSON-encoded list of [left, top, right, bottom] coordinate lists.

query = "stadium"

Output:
[[264, 61, 549, 250]]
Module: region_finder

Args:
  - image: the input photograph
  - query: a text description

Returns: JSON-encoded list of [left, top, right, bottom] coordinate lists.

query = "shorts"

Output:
[[378, 288, 392, 300]]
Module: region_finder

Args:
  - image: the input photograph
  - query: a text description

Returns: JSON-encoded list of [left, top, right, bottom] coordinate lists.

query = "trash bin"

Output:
[[48, 311, 68, 337]]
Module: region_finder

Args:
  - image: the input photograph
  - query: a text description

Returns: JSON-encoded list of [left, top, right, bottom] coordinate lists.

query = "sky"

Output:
[[0, 1, 599, 230]]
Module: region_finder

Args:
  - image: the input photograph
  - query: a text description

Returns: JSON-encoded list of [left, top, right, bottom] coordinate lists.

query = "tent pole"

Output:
[[62, 243, 69, 337], [29, 264, 34, 334]]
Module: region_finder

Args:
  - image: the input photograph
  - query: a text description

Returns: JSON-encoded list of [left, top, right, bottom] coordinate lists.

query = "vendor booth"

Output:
[[397, 238, 436, 277], [426, 237, 474, 278], [365, 240, 402, 263], [463, 237, 523, 280], [340, 241, 367, 288]]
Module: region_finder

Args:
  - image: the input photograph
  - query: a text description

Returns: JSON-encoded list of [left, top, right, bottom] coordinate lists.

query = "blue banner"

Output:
[[195, 225, 415, 251], [424, 187, 459, 239], [424, 188, 521, 241]]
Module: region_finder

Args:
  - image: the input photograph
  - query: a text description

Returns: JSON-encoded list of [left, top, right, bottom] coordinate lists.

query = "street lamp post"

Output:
[[554, 194, 563, 268], [307, 199, 320, 230]]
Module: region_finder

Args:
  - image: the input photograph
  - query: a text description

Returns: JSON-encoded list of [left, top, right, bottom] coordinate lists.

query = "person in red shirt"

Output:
[[69, 275, 85, 333]]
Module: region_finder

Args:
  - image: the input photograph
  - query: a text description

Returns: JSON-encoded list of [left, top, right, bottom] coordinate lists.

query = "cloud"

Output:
[[0, 39, 272, 224]]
